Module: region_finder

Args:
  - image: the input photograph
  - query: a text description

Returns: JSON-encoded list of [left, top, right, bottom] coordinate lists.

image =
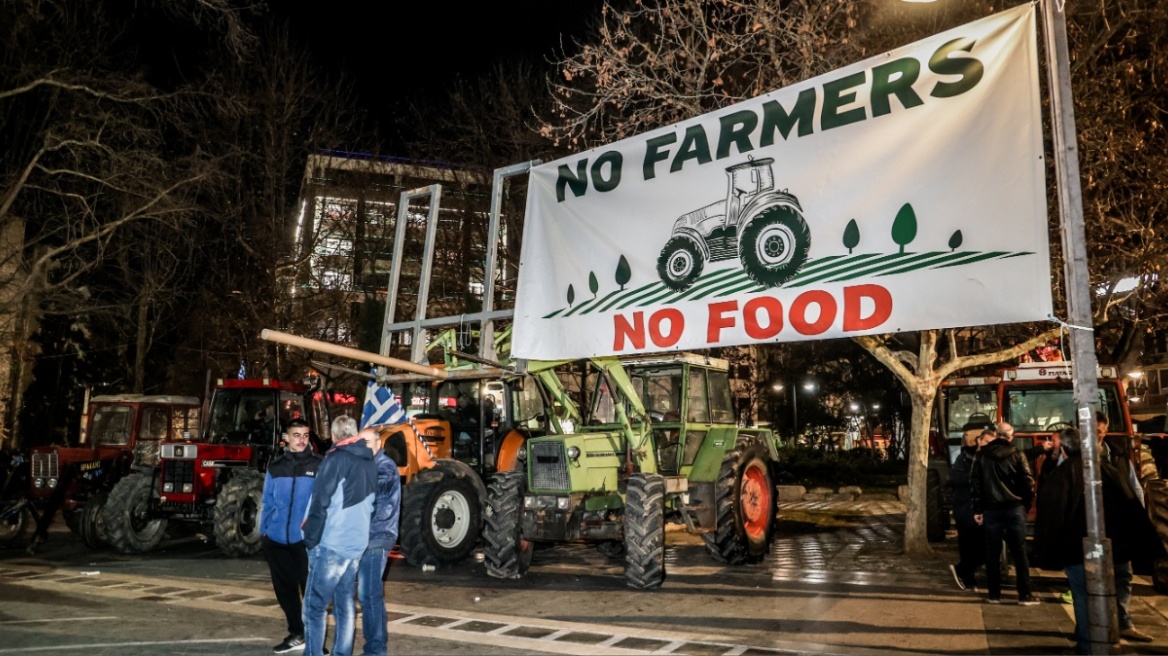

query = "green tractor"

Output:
[[482, 353, 780, 589]]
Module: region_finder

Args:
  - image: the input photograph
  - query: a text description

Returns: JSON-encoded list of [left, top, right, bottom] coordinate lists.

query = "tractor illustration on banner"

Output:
[[656, 157, 811, 292]]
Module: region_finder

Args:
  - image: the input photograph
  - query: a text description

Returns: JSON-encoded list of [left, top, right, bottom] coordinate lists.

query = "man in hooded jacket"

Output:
[[260, 419, 322, 654], [971, 421, 1038, 605], [301, 419, 380, 656]]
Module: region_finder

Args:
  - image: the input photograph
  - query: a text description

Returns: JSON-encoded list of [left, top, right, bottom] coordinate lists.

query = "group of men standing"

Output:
[[259, 415, 401, 656], [949, 414, 1163, 654]]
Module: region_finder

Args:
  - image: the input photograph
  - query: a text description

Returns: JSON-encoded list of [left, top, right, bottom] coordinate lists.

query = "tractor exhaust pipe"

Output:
[[260, 329, 448, 380]]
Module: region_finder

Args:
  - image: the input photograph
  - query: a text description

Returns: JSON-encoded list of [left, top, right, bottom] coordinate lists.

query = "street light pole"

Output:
[[1040, 0, 1117, 649], [792, 383, 798, 438]]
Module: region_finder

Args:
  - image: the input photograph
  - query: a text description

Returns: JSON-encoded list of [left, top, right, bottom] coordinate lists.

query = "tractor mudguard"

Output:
[[686, 427, 744, 483], [412, 459, 488, 505]]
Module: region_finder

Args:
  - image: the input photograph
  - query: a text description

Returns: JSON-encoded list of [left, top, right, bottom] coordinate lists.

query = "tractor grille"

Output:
[[32, 452, 58, 479], [163, 460, 196, 489], [530, 442, 569, 491]]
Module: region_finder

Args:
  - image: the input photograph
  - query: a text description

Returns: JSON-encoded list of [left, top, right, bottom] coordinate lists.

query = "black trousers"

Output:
[[263, 536, 308, 636], [954, 516, 986, 584], [983, 505, 1032, 599]]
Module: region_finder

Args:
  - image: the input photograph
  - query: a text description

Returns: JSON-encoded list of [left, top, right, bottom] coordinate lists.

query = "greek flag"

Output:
[[361, 379, 406, 429], [237, 360, 246, 380]]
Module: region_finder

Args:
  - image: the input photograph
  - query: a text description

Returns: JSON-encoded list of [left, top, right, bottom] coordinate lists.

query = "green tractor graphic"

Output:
[[656, 157, 811, 292]]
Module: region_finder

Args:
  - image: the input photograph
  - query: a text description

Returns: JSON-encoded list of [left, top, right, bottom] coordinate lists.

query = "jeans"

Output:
[[983, 505, 1031, 599], [1065, 564, 1089, 654], [1115, 559, 1133, 629], [303, 545, 360, 656], [263, 537, 308, 636], [358, 547, 390, 656]]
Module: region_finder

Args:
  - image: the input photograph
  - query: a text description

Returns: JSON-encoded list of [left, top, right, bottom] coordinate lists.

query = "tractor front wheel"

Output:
[[0, 502, 30, 548], [703, 442, 776, 565], [739, 205, 811, 287], [483, 471, 532, 579], [657, 236, 705, 292], [213, 470, 265, 557], [624, 473, 666, 589], [400, 469, 482, 567], [105, 474, 167, 554], [79, 492, 109, 550]]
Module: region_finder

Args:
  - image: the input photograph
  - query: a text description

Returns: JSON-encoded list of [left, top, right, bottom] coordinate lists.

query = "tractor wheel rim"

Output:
[[740, 463, 770, 540], [669, 251, 693, 277], [431, 490, 471, 547], [755, 224, 795, 266]]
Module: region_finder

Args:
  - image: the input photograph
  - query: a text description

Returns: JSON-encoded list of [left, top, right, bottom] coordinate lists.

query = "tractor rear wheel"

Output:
[[400, 469, 482, 567], [739, 205, 811, 287], [483, 471, 531, 579], [624, 473, 666, 589], [703, 441, 776, 565], [213, 470, 265, 557], [79, 492, 109, 550], [105, 474, 167, 554]]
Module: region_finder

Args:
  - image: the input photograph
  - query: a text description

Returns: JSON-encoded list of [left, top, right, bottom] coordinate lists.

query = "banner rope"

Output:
[[1047, 313, 1093, 332]]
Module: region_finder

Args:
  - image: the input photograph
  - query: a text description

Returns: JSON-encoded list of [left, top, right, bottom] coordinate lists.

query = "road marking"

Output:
[[0, 616, 117, 625], [0, 638, 270, 653]]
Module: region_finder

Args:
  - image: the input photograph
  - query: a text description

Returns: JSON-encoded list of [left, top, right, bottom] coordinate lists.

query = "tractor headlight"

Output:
[[557, 497, 570, 510], [182, 483, 193, 493], [516, 447, 527, 461], [523, 496, 534, 508], [47, 478, 57, 489], [566, 446, 580, 461], [163, 483, 174, 492], [34, 477, 44, 488]]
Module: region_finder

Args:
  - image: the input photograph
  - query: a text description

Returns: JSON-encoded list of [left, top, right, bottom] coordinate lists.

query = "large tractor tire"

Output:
[[213, 470, 265, 557], [105, 474, 167, 554], [656, 235, 705, 292], [400, 466, 483, 568], [483, 471, 532, 579], [78, 492, 109, 550], [703, 441, 777, 565], [739, 205, 811, 288], [624, 473, 666, 590], [0, 503, 30, 548], [926, 467, 948, 543]]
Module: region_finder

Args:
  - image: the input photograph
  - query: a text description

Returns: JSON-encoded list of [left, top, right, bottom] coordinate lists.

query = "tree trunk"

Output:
[[903, 383, 937, 554]]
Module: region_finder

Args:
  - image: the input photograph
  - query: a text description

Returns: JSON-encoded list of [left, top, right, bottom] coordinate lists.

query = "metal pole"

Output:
[[1039, 0, 1117, 650], [792, 385, 798, 438]]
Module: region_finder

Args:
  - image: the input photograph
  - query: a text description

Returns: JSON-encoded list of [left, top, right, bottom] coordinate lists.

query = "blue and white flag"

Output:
[[361, 378, 406, 429], [237, 360, 246, 380]]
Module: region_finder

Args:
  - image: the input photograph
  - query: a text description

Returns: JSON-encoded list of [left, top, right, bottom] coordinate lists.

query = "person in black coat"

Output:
[[949, 427, 993, 590], [971, 422, 1038, 605]]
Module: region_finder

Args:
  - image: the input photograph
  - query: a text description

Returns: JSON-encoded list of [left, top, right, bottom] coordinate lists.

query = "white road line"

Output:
[[542, 629, 572, 641], [0, 638, 270, 653], [487, 623, 521, 635], [0, 616, 117, 625], [653, 640, 686, 654]]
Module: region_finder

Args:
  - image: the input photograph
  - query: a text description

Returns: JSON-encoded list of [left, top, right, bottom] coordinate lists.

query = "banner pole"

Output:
[[1038, 0, 1117, 649]]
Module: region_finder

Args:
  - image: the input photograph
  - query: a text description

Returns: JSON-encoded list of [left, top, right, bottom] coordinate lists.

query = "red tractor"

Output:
[[27, 394, 201, 549], [103, 377, 330, 556]]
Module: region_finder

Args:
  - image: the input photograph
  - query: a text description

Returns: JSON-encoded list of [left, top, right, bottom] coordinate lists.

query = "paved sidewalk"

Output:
[[776, 500, 1168, 655]]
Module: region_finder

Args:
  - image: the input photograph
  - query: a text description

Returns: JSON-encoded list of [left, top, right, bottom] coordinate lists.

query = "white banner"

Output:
[[513, 4, 1048, 360]]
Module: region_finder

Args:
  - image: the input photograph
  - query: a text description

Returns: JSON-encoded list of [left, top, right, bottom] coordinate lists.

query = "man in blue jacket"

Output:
[[302, 418, 379, 656], [357, 442, 400, 656], [260, 419, 321, 654]]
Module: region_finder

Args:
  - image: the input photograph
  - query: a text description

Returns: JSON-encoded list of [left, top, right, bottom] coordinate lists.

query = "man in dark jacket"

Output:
[[949, 427, 992, 590], [302, 418, 379, 656], [260, 419, 322, 654], [1033, 428, 1089, 653], [971, 422, 1038, 605], [356, 443, 401, 656]]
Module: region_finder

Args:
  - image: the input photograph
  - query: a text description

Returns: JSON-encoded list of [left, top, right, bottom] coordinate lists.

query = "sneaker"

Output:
[[273, 634, 305, 654], [1059, 590, 1073, 605], [1018, 595, 1040, 606], [949, 564, 967, 591], [984, 597, 1001, 604], [1120, 626, 1154, 643]]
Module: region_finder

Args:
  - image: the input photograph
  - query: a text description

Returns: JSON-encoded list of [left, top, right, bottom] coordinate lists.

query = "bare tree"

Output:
[[541, 0, 1168, 553]]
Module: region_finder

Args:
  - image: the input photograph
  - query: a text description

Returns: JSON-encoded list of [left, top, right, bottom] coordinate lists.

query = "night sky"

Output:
[[276, 1, 615, 133]]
